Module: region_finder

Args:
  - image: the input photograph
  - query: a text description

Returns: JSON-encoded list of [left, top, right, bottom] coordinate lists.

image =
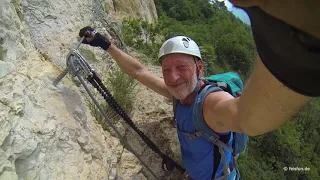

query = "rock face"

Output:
[[128, 66, 185, 180], [98, 0, 158, 23], [111, 0, 158, 23], [0, 0, 170, 180]]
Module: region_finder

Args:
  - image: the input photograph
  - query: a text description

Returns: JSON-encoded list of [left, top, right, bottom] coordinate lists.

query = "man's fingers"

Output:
[[79, 26, 94, 37], [84, 31, 91, 37], [82, 36, 94, 44]]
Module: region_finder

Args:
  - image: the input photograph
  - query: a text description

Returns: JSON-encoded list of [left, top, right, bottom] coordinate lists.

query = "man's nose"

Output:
[[168, 68, 180, 82]]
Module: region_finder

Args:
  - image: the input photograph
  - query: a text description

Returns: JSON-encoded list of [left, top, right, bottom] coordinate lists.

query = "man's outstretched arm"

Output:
[[203, 57, 311, 136], [106, 45, 172, 100], [203, 0, 319, 136], [237, 57, 310, 135]]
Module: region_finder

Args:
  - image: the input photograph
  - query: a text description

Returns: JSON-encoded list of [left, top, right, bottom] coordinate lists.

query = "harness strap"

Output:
[[217, 144, 229, 180], [177, 130, 203, 140], [209, 135, 233, 153], [213, 169, 237, 180]]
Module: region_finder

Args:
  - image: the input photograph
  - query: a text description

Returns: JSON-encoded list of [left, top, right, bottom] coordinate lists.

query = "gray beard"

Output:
[[168, 74, 198, 100]]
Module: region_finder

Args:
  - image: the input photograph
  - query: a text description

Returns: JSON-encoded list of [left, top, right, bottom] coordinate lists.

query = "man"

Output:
[[79, 28, 236, 179], [78, 1, 320, 179]]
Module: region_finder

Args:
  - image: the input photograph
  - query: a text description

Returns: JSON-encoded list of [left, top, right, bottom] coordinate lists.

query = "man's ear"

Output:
[[197, 60, 204, 75]]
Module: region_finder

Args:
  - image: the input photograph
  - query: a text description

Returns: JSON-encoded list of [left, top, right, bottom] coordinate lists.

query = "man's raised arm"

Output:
[[79, 26, 172, 100]]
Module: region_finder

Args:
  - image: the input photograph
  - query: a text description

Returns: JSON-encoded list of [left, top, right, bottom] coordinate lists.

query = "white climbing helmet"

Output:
[[158, 36, 202, 63]]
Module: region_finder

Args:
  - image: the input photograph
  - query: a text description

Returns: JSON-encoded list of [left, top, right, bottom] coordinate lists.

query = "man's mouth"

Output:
[[170, 82, 185, 89]]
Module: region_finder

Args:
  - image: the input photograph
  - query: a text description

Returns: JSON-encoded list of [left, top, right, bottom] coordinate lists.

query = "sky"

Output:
[[224, 0, 251, 24]]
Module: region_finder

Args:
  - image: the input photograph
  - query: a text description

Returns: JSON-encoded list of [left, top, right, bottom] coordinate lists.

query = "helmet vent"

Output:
[[182, 38, 190, 48]]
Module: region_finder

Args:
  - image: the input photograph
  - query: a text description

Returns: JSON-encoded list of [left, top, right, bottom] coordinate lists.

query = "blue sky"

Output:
[[224, 0, 251, 24]]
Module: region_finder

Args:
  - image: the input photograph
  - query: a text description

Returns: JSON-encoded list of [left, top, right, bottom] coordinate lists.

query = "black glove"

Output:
[[79, 26, 111, 50]]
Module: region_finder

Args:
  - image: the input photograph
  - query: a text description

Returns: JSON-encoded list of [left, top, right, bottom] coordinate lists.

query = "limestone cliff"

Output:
[[0, 0, 182, 180], [111, 0, 158, 23]]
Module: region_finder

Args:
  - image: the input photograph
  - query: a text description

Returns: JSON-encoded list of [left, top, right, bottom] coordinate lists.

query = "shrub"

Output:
[[86, 66, 137, 130]]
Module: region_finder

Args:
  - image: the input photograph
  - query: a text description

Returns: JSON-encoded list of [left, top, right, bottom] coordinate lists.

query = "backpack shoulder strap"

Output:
[[193, 84, 234, 180], [193, 84, 230, 146]]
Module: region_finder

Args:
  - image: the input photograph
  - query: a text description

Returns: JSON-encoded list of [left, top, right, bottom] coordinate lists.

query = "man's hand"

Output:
[[230, 0, 320, 38], [79, 26, 111, 50]]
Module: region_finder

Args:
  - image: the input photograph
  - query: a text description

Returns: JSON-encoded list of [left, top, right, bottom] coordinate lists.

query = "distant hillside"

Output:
[[154, 0, 255, 78]]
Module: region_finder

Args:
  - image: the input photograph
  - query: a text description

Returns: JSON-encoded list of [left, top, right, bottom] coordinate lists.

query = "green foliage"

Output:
[[122, 18, 163, 63], [87, 66, 137, 130], [155, 0, 220, 21], [214, 1, 228, 11], [122, 0, 254, 77], [238, 98, 320, 180]]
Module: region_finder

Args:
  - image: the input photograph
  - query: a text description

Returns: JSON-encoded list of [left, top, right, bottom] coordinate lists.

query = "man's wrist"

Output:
[[100, 40, 110, 50]]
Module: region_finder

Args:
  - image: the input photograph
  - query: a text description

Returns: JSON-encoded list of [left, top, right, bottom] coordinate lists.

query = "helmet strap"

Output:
[[193, 57, 202, 93]]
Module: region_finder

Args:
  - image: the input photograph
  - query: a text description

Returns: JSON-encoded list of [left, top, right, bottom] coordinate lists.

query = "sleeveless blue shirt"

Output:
[[175, 98, 233, 180]]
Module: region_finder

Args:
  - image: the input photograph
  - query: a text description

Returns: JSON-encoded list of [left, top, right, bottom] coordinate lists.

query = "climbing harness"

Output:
[[53, 38, 185, 179]]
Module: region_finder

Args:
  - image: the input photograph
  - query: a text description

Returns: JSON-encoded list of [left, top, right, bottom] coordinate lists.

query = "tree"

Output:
[[212, 0, 228, 11]]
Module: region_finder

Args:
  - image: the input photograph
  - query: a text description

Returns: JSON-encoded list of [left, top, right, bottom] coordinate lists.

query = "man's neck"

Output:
[[180, 80, 204, 106], [180, 91, 197, 106]]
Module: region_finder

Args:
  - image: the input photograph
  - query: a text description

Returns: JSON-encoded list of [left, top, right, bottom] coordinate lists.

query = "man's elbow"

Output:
[[239, 122, 270, 136], [233, 106, 273, 136]]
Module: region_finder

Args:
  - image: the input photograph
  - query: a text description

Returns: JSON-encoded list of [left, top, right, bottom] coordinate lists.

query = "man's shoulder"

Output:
[[201, 90, 234, 133], [204, 90, 234, 105]]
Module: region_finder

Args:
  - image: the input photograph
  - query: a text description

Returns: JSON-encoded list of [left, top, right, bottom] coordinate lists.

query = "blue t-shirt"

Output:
[[175, 99, 233, 180]]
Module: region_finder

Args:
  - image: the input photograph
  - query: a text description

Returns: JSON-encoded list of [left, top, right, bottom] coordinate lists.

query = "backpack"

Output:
[[173, 72, 248, 180]]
